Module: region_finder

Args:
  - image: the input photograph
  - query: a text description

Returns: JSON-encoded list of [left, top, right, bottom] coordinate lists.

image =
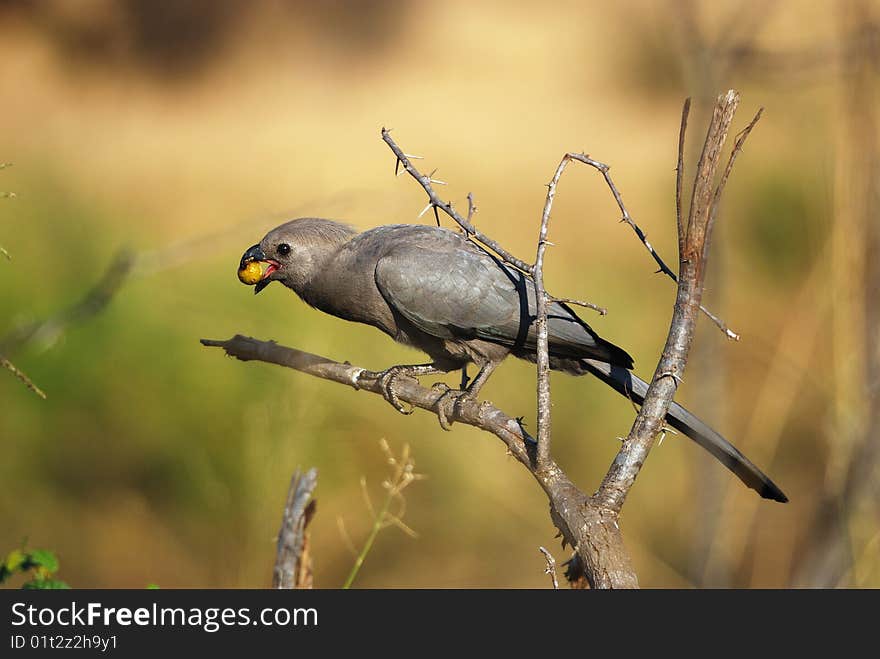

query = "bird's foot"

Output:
[[356, 367, 415, 415], [433, 388, 475, 430]]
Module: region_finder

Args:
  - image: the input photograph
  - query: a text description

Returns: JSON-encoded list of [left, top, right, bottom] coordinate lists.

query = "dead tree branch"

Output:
[[538, 546, 560, 589], [595, 91, 757, 514], [273, 467, 318, 589]]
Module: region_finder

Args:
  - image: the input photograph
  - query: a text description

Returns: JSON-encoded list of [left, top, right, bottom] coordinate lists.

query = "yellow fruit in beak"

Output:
[[238, 261, 264, 285]]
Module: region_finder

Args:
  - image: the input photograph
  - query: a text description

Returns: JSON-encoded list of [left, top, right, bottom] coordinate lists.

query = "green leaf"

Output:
[[1, 549, 27, 582], [146, 583, 160, 589], [26, 549, 59, 574]]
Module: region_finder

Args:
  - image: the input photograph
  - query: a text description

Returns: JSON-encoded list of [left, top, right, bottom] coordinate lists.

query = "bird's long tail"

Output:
[[581, 359, 788, 503]]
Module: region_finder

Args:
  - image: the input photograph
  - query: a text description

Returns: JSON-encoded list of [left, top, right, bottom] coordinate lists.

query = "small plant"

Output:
[[0, 547, 70, 589], [340, 440, 424, 589]]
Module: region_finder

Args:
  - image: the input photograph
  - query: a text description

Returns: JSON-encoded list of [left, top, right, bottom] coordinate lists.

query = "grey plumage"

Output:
[[241, 217, 787, 503]]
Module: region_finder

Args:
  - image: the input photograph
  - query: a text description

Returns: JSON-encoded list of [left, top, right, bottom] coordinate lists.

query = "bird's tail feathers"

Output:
[[580, 359, 788, 503]]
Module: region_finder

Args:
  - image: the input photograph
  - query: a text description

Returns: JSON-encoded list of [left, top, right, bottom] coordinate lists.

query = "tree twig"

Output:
[[383, 128, 534, 275], [548, 296, 607, 316], [538, 546, 559, 589], [0, 355, 46, 399], [273, 467, 318, 589], [534, 155, 574, 466]]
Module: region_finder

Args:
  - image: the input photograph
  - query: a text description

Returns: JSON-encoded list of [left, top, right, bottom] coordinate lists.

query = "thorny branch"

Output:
[[534, 155, 573, 467], [382, 128, 738, 338]]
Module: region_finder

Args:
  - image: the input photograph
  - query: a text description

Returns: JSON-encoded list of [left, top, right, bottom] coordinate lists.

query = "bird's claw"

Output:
[[434, 388, 474, 431], [357, 367, 415, 415], [379, 368, 415, 415]]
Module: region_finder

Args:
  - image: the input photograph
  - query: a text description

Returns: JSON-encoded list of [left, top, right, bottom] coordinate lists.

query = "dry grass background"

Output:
[[1, 0, 876, 587]]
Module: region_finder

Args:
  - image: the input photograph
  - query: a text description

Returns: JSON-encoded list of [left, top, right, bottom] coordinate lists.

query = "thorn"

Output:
[[430, 178, 447, 185], [658, 371, 683, 385], [433, 205, 441, 227], [395, 158, 401, 177], [540, 239, 555, 247], [404, 153, 424, 160], [418, 202, 434, 219]]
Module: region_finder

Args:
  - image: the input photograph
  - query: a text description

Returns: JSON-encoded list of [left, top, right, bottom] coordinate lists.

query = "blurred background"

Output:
[[1, 0, 877, 588]]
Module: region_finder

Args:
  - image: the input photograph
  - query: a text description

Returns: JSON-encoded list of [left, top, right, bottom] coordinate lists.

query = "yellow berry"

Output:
[[238, 261, 264, 285]]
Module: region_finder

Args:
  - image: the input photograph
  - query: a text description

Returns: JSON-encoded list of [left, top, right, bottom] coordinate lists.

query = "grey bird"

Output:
[[239, 217, 788, 503]]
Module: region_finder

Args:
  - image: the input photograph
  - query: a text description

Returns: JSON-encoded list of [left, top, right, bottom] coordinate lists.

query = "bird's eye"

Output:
[[277, 243, 291, 256]]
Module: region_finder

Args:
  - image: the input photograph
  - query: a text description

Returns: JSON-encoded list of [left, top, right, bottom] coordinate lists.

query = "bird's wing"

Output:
[[374, 241, 631, 366], [374, 242, 519, 341]]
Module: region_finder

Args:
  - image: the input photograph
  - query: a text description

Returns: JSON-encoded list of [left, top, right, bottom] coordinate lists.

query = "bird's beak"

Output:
[[239, 244, 280, 294]]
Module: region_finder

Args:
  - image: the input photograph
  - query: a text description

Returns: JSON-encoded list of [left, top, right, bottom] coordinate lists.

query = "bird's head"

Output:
[[238, 218, 356, 294]]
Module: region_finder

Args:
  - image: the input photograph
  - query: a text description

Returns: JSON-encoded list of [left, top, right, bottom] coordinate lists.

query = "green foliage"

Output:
[[0, 547, 70, 589]]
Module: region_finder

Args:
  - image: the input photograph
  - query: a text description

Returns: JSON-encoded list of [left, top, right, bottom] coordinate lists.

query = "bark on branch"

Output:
[[273, 467, 318, 589]]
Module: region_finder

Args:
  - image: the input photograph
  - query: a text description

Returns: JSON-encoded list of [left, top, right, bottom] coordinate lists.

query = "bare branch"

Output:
[[549, 296, 607, 316], [676, 98, 691, 253], [538, 546, 559, 589], [534, 155, 576, 466], [595, 90, 748, 514], [466, 192, 477, 223], [382, 128, 534, 274], [202, 335, 536, 466], [273, 468, 318, 589], [1, 355, 47, 399], [564, 151, 739, 339]]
